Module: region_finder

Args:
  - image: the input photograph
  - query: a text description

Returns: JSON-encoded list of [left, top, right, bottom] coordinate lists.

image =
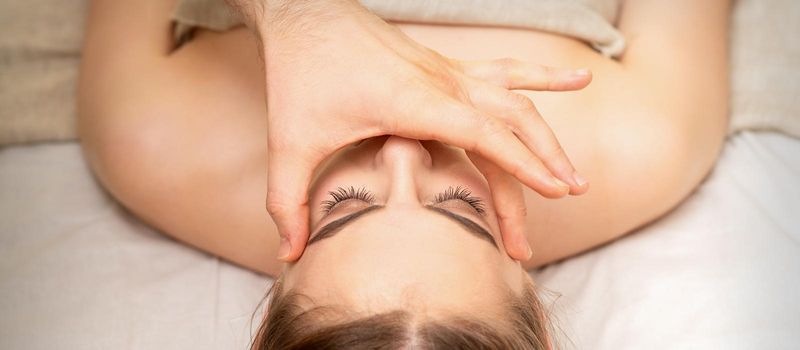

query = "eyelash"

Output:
[[321, 186, 375, 213], [320, 185, 485, 215], [434, 186, 486, 215]]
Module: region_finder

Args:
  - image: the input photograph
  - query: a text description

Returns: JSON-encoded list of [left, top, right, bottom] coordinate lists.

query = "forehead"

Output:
[[285, 207, 510, 313]]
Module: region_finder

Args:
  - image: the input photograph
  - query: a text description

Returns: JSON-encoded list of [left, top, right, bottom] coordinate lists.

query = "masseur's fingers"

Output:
[[395, 95, 570, 198], [457, 58, 592, 91], [266, 148, 315, 262], [467, 152, 532, 261], [465, 79, 589, 195]]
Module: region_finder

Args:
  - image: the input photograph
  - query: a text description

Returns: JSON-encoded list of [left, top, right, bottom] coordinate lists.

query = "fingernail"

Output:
[[574, 68, 591, 76], [573, 171, 588, 187], [277, 237, 291, 261], [525, 244, 533, 260]]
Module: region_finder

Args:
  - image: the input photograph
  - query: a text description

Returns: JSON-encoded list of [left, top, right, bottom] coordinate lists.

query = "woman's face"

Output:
[[282, 136, 528, 316]]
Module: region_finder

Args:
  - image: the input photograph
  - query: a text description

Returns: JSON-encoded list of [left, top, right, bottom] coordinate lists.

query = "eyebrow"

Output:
[[307, 205, 498, 249]]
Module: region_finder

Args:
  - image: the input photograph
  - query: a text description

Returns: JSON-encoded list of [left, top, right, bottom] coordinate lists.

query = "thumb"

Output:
[[467, 152, 532, 261], [266, 149, 314, 262]]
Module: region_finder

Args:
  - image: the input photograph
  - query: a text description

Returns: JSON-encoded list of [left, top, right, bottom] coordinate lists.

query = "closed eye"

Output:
[[432, 186, 485, 215], [321, 186, 375, 214], [321, 185, 485, 216]]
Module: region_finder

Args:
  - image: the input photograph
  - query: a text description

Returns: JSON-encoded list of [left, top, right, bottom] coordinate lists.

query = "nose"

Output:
[[375, 136, 433, 204], [376, 136, 433, 168]]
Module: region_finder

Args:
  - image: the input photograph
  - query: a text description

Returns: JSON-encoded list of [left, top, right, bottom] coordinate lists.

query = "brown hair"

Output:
[[250, 278, 553, 350]]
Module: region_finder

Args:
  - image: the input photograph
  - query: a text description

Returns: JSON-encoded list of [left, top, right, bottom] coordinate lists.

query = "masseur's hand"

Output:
[[230, 0, 591, 261]]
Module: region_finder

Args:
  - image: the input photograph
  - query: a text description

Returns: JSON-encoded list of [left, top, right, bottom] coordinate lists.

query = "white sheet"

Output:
[[535, 132, 800, 349], [1, 131, 798, 349]]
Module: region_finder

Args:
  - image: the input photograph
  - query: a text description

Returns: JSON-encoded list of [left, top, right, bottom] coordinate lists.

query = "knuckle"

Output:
[[495, 57, 517, 72], [509, 93, 537, 115], [429, 70, 469, 100], [497, 196, 528, 220], [542, 65, 558, 89], [515, 204, 528, 217], [543, 143, 568, 163], [494, 58, 519, 86], [480, 116, 508, 137], [511, 153, 540, 180], [460, 112, 496, 152], [265, 194, 292, 218], [498, 201, 527, 220]]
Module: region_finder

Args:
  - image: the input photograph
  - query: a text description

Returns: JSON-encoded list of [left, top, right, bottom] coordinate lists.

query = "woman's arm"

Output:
[[80, 0, 286, 275]]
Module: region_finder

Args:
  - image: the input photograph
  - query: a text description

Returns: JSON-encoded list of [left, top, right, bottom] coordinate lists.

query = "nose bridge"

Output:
[[376, 136, 432, 203]]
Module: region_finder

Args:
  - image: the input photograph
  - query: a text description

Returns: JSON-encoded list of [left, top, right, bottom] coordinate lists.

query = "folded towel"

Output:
[[0, 0, 87, 145], [173, 0, 626, 57], [727, 0, 800, 137], [1, 0, 798, 146]]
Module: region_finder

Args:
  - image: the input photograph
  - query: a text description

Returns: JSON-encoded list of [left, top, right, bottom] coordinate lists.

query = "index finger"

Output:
[[395, 97, 570, 198], [456, 58, 592, 91]]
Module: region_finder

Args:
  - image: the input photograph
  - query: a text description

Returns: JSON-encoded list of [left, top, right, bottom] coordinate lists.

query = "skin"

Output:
[[78, 0, 730, 280], [232, 0, 592, 262], [284, 136, 527, 315]]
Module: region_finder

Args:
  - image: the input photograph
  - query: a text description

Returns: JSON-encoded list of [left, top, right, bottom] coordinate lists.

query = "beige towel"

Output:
[[1, 0, 798, 146], [0, 0, 87, 145], [173, 0, 626, 57], [728, 0, 800, 137]]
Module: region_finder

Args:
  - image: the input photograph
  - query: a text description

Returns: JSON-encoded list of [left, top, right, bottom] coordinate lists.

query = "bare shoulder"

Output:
[[80, 2, 283, 276], [520, 0, 732, 268]]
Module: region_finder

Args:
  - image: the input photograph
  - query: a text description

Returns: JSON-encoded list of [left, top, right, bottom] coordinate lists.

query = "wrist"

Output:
[[257, 0, 363, 40]]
